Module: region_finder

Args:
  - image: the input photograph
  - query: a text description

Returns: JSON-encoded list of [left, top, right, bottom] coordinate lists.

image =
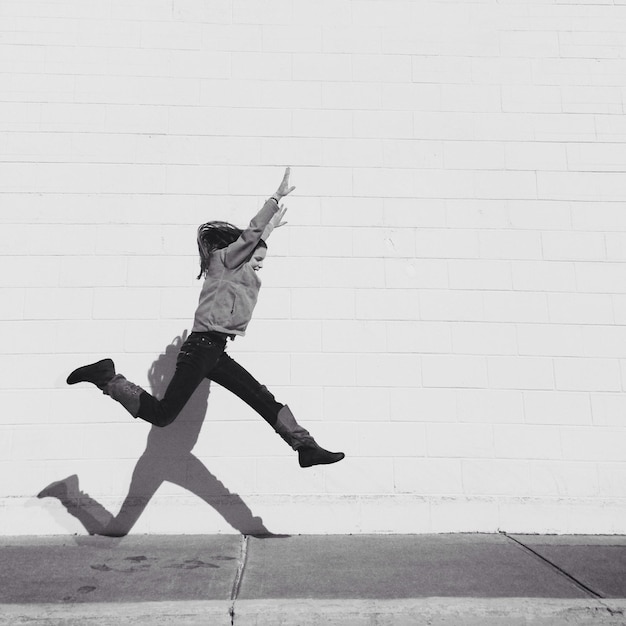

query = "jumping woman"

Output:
[[67, 168, 345, 468]]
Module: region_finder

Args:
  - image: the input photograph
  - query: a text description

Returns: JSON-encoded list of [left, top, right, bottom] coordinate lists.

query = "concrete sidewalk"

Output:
[[0, 533, 625, 625]]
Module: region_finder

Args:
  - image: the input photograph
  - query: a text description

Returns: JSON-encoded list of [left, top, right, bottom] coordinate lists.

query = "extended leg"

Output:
[[207, 351, 283, 426], [209, 352, 345, 467]]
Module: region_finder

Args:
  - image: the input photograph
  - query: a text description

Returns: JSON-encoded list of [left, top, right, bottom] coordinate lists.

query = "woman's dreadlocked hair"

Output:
[[196, 221, 242, 279], [196, 220, 267, 279]]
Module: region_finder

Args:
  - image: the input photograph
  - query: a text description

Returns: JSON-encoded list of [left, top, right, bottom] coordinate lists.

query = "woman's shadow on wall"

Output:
[[38, 332, 273, 537]]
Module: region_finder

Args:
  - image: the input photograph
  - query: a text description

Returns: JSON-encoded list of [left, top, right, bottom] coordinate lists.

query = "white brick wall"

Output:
[[2, 0, 626, 536]]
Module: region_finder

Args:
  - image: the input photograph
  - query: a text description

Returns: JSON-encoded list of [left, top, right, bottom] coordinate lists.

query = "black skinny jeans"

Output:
[[137, 331, 283, 428]]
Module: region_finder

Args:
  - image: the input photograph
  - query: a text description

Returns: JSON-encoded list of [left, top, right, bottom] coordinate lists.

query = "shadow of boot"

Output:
[[37, 474, 114, 535]]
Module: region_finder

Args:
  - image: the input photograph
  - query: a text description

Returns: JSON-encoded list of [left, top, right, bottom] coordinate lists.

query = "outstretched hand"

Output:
[[274, 167, 295, 200], [270, 204, 288, 229]]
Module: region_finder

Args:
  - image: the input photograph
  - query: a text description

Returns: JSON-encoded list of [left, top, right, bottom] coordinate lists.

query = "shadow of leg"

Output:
[[99, 452, 277, 537], [99, 454, 163, 537], [177, 454, 272, 536]]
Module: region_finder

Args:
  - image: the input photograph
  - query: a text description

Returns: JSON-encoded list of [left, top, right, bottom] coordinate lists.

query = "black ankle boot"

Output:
[[298, 444, 345, 468], [67, 359, 115, 390], [273, 406, 345, 468]]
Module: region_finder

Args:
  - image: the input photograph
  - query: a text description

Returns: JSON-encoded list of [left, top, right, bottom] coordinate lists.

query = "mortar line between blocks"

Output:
[[502, 532, 603, 600], [229, 534, 250, 624]]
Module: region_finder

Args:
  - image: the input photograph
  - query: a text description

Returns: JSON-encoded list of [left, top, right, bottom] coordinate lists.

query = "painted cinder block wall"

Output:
[[2, 0, 626, 535]]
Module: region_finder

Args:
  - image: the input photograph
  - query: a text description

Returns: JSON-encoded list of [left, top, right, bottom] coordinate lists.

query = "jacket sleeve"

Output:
[[223, 199, 279, 269]]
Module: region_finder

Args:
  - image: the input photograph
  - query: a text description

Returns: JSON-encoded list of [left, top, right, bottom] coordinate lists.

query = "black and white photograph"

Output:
[[1, 0, 625, 623]]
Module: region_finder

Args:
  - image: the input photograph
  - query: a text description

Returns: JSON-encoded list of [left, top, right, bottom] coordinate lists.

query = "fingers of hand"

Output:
[[279, 168, 294, 195]]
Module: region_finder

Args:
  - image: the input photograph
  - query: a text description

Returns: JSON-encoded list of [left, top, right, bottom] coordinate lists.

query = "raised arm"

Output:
[[224, 168, 295, 268]]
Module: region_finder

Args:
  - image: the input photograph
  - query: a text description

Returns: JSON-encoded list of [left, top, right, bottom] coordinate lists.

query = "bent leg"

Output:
[[136, 362, 206, 427], [137, 335, 224, 427], [209, 352, 345, 467]]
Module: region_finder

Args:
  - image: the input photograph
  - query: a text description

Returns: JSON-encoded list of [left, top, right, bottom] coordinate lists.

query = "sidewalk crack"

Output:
[[503, 532, 603, 600], [229, 534, 249, 625]]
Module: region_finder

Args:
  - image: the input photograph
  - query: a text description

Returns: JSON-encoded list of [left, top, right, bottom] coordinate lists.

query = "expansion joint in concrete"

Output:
[[502, 532, 603, 600], [229, 534, 249, 625]]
